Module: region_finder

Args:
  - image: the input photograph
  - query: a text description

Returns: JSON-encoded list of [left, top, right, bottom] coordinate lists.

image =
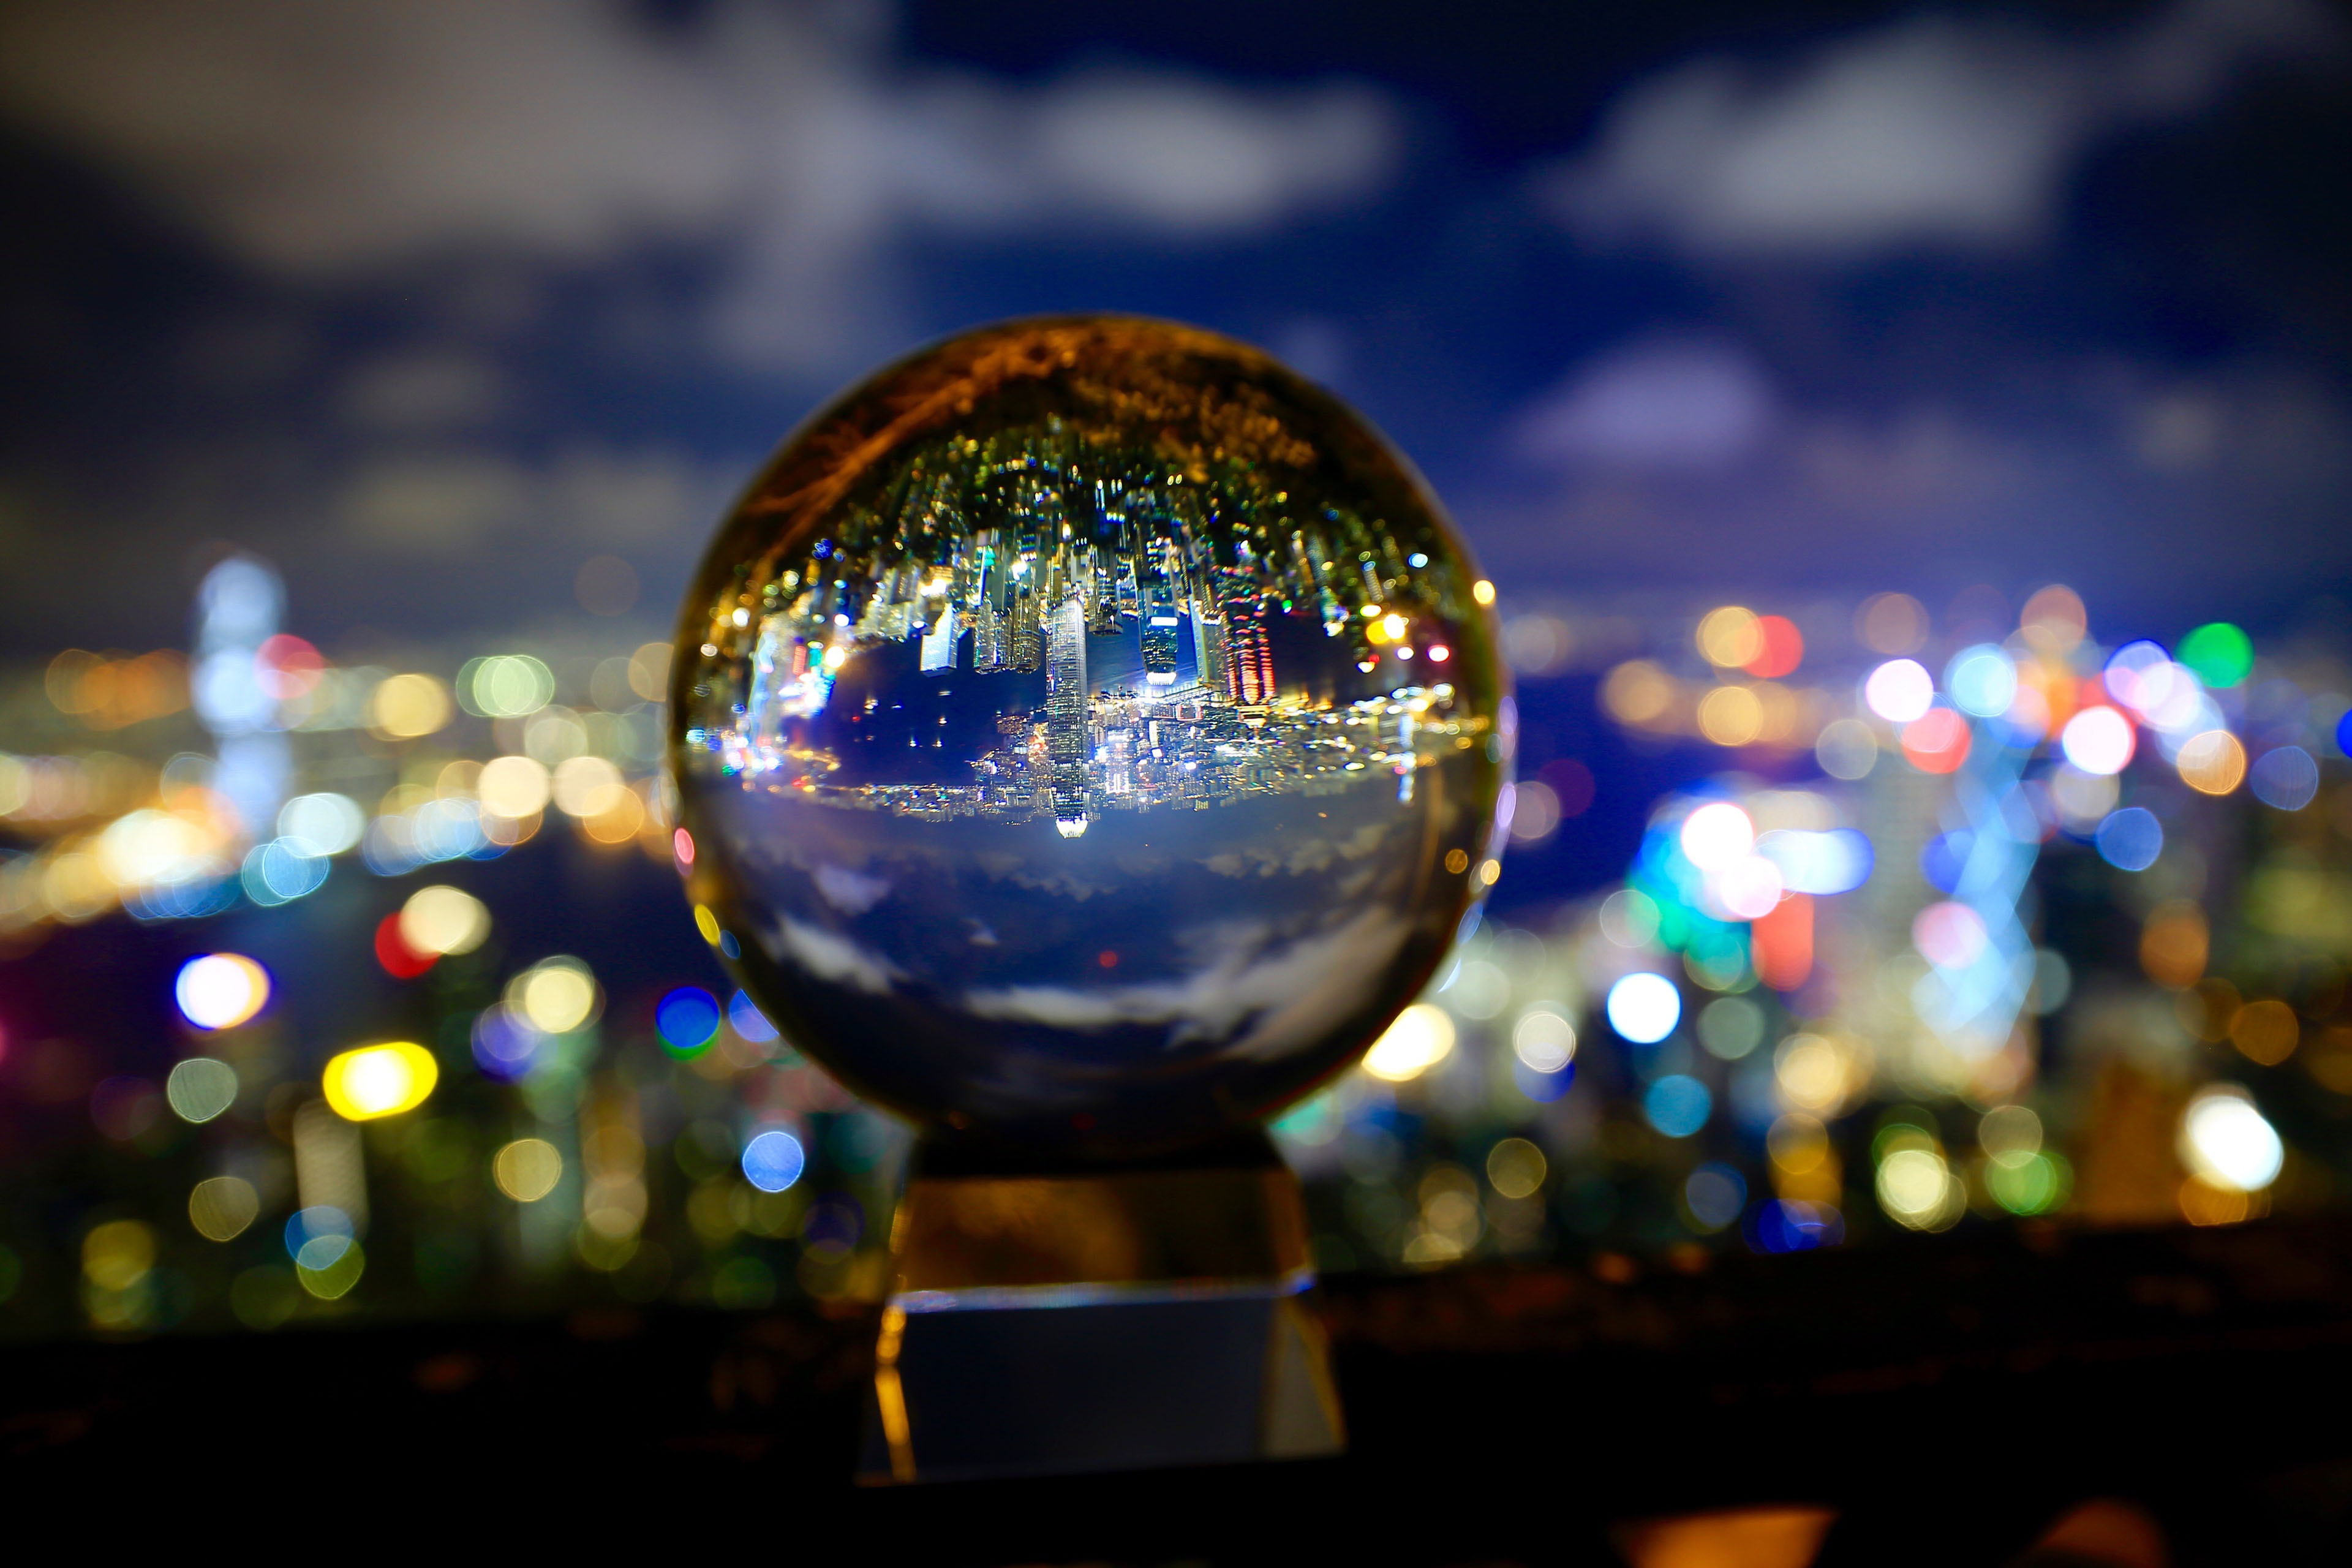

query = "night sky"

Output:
[[2, 0, 2347, 662]]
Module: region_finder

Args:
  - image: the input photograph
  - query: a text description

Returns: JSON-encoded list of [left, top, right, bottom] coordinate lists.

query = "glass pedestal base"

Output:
[[858, 1132, 1345, 1483]]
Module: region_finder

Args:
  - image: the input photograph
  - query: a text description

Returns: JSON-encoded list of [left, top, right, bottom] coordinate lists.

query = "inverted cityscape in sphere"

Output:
[[673, 317, 1509, 1153]]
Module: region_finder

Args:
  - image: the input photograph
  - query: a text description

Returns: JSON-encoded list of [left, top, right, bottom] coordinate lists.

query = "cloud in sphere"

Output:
[[1539, 0, 2337, 260], [0, 0, 1400, 368]]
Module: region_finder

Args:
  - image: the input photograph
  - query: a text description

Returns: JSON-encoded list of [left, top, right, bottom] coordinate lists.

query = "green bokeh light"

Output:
[[2177, 622, 2253, 688]]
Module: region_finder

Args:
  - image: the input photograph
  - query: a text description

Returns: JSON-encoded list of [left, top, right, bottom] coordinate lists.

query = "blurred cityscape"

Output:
[[3, 554, 2347, 1337]]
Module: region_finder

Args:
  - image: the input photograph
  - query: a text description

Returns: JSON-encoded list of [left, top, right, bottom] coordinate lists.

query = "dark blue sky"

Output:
[[1, 0, 2346, 660]]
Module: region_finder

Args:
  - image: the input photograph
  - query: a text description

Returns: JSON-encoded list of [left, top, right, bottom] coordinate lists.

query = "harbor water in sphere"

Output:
[[673, 317, 1509, 1154]]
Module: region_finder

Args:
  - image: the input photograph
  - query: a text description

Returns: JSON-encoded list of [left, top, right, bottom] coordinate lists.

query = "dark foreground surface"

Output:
[[10, 1217, 2352, 1564]]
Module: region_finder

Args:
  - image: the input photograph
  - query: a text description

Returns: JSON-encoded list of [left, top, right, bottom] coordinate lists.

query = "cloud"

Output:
[[962, 905, 1411, 1059], [1512, 337, 1775, 470], [1538, 0, 2337, 260], [766, 914, 902, 995], [339, 349, 513, 433], [0, 1, 1399, 369], [336, 443, 732, 553]]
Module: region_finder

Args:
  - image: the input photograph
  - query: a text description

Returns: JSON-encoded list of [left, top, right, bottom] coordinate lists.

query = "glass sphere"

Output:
[[672, 317, 1508, 1156]]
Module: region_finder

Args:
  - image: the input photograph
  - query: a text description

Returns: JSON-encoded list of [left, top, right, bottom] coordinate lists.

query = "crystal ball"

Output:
[[671, 317, 1509, 1156]]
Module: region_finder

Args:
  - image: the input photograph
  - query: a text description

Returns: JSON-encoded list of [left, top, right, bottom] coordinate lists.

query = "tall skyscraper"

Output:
[[1045, 595, 1090, 836]]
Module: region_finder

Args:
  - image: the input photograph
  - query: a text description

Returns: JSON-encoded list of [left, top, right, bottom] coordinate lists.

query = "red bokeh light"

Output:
[[1742, 615, 1804, 679]]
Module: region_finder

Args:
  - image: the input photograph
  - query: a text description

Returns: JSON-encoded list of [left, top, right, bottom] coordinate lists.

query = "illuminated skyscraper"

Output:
[[1191, 603, 1229, 696], [1045, 595, 1090, 835]]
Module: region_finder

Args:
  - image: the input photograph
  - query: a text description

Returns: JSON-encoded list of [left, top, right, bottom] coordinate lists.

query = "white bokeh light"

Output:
[[1679, 801, 1754, 872], [2179, 1087, 2284, 1193], [1607, 971, 1683, 1044], [2059, 706, 2135, 775], [1864, 659, 1934, 723]]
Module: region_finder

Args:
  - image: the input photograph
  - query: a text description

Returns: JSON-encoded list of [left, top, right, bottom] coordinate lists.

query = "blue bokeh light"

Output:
[[1643, 1074, 1712, 1137], [656, 986, 723, 1055], [740, 1129, 807, 1193], [2094, 807, 2164, 872]]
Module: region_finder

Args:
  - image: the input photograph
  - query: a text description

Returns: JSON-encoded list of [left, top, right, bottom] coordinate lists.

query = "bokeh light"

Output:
[[1814, 718, 1878, 780], [728, 990, 779, 1042], [2249, 745, 2318, 811], [165, 1057, 239, 1123], [2095, 807, 2164, 872], [1511, 1008, 1577, 1073], [1607, 973, 1682, 1044], [1856, 593, 1928, 655], [1363, 1003, 1457, 1082], [1899, 708, 1970, 774], [321, 1041, 439, 1121], [367, 673, 451, 739], [741, 1129, 807, 1193], [1943, 645, 2018, 718], [398, 884, 489, 957], [493, 1139, 564, 1202], [1679, 802, 1754, 872], [1643, 1075, 1712, 1137], [2059, 707, 2135, 775], [1684, 1164, 1746, 1229], [1744, 616, 1803, 679], [1486, 1138, 1547, 1199], [511, 959, 599, 1035], [2176, 622, 2253, 688], [656, 986, 723, 1056], [1863, 659, 1934, 723], [2179, 1087, 2284, 1193], [187, 1176, 260, 1242], [1695, 606, 1763, 668], [174, 953, 269, 1030], [2175, 730, 2247, 795]]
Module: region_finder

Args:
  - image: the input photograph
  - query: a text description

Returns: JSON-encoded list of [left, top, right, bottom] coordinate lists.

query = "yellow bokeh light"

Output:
[[82, 1219, 156, 1292], [367, 673, 452, 739], [514, 960, 598, 1034], [1877, 1148, 1958, 1229], [1477, 857, 1502, 886], [1695, 684, 1765, 747], [2175, 729, 2246, 795], [1364, 617, 1391, 645], [1602, 660, 1676, 726], [478, 754, 552, 818], [399, 883, 490, 957], [322, 1041, 439, 1121], [494, 1138, 564, 1202], [1694, 605, 1762, 668], [552, 755, 625, 818], [1471, 579, 1496, 606], [2138, 901, 2207, 989], [583, 785, 648, 844], [188, 1175, 260, 1242], [694, 904, 722, 945], [1362, 1003, 1457, 1082], [1380, 613, 1409, 643], [627, 641, 673, 703], [1774, 1034, 1848, 1112], [1485, 1137, 1548, 1199], [2230, 998, 2300, 1066]]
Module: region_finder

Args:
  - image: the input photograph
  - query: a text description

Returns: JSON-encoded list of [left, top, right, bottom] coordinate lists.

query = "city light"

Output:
[[657, 986, 723, 1055], [1863, 659, 1933, 723], [742, 1129, 807, 1193], [399, 884, 490, 956], [321, 1041, 439, 1121], [1606, 973, 1681, 1044], [2179, 1088, 2284, 1193], [1362, 1003, 1456, 1081], [165, 1057, 239, 1123], [174, 953, 270, 1030], [1678, 802, 1753, 872], [2059, 706, 2135, 775]]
